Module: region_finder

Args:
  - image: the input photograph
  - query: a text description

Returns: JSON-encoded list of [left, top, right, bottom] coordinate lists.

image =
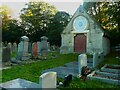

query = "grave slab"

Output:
[[0, 78, 40, 89]]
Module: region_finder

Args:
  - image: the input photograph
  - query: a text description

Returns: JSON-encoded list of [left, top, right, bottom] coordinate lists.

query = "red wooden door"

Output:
[[74, 34, 86, 53]]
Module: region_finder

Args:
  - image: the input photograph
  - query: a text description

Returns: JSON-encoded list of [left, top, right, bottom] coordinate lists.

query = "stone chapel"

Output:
[[60, 5, 110, 55]]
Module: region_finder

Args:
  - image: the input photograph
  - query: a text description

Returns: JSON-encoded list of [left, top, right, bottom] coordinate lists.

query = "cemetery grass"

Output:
[[1, 53, 120, 88], [2, 53, 78, 83], [97, 52, 120, 69]]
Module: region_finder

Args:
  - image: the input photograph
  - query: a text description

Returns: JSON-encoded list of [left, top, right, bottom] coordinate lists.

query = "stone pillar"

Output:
[[78, 54, 87, 75]]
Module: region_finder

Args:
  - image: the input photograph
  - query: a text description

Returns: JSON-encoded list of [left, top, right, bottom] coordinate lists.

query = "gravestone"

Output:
[[32, 42, 38, 59], [21, 36, 29, 60], [21, 36, 29, 54], [28, 42, 32, 53], [12, 42, 17, 53], [17, 42, 24, 60], [47, 42, 50, 51], [39, 72, 57, 88], [41, 36, 48, 56], [7, 42, 12, 54], [78, 54, 87, 75], [63, 74, 72, 87], [2, 47, 11, 62], [37, 41, 41, 55]]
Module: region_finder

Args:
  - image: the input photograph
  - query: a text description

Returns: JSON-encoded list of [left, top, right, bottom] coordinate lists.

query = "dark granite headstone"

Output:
[[2, 47, 11, 62], [63, 74, 72, 87], [28, 42, 32, 53]]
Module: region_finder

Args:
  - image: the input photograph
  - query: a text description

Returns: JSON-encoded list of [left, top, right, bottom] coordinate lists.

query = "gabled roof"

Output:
[[62, 4, 111, 38]]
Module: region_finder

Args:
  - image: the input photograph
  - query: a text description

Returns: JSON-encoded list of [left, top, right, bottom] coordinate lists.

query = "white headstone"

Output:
[[39, 72, 57, 88], [78, 54, 87, 74]]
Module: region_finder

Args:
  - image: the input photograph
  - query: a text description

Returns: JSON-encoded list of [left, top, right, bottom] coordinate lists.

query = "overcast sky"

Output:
[[1, 0, 83, 19]]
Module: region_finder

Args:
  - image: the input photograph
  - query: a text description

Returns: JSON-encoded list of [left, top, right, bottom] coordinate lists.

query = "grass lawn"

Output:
[[1, 52, 120, 88]]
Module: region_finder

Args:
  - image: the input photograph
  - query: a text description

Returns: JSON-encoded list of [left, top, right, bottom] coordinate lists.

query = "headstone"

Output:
[[39, 72, 57, 88], [12, 42, 17, 53], [17, 42, 24, 60], [28, 42, 32, 53], [63, 74, 72, 87], [78, 54, 87, 75], [21, 36, 29, 54], [7, 42, 12, 54], [32, 42, 38, 59], [37, 41, 41, 54], [20, 36, 30, 60], [41, 36, 48, 56], [2, 47, 11, 62], [47, 42, 50, 51]]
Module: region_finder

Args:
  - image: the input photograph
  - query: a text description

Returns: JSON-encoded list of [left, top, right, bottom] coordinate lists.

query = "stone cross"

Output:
[[78, 54, 87, 75]]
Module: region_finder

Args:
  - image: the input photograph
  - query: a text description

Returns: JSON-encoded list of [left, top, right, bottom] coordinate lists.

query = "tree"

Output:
[[46, 11, 71, 46], [2, 19, 24, 43], [83, 2, 120, 46], [20, 1, 58, 42], [1, 6, 24, 43]]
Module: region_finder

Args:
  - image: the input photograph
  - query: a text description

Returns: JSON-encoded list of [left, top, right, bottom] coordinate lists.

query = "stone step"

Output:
[[96, 71, 120, 79], [90, 75, 120, 86], [101, 68, 120, 74]]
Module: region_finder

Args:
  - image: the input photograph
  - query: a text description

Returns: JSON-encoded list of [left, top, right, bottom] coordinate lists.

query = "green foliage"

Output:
[[2, 19, 24, 43], [46, 11, 71, 46], [97, 52, 120, 69], [85, 2, 120, 46], [20, 1, 58, 42], [2, 54, 78, 83], [1, 6, 24, 43]]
